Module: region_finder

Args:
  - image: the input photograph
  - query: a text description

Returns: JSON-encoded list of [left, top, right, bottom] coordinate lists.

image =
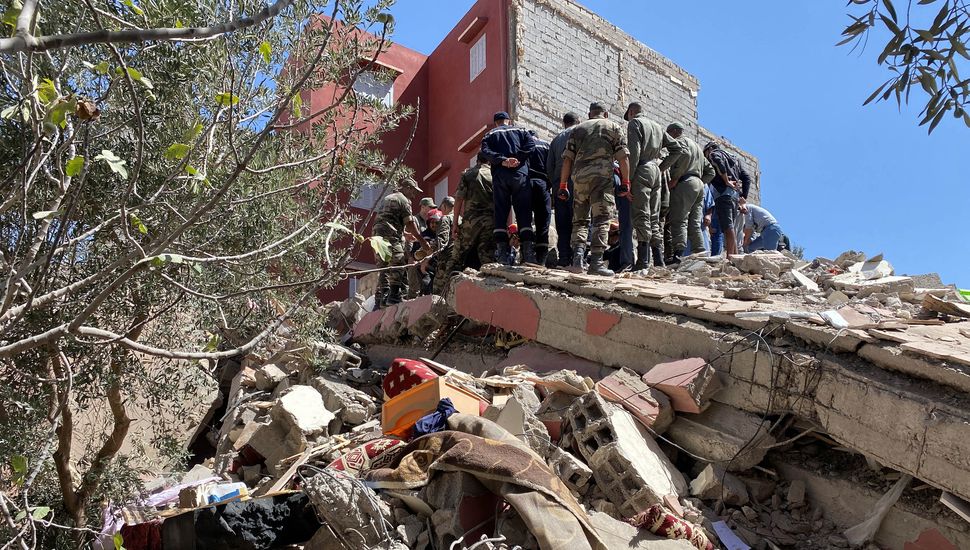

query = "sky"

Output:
[[388, 1, 967, 287]]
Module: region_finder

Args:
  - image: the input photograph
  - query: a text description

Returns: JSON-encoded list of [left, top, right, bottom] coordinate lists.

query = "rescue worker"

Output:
[[440, 196, 455, 219], [624, 101, 679, 270], [743, 204, 786, 252], [559, 102, 631, 276], [416, 208, 448, 295], [436, 153, 495, 294], [703, 140, 753, 256], [527, 130, 552, 265], [659, 122, 714, 264], [547, 112, 580, 267], [481, 111, 536, 265], [373, 178, 430, 308], [407, 197, 437, 298]]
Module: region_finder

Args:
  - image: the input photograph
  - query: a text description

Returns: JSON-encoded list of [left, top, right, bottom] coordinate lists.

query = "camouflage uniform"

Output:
[[627, 115, 678, 246], [435, 164, 495, 294], [372, 192, 412, 306], [659, 137, 715, 255], [564, 116, 629, 254]]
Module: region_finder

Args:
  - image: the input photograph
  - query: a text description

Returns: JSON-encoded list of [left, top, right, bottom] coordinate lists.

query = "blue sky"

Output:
[[389, 1, 966, 287]]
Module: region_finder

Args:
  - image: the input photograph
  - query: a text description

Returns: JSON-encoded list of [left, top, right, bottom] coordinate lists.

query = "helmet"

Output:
[[427, 209, 443, 223]]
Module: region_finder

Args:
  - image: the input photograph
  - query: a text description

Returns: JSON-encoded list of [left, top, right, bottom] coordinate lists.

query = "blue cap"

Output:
[[493, 111, 511, 122]]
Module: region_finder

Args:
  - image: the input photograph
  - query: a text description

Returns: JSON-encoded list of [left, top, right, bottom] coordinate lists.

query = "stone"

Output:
[[827, 290, 851, 306], [732, 251, 795, 278], [310, 375, 376, 426], [565, 392, 687, 517], [246, 421, 303, 475], [689, 464, 749, 506], [743, 505, 758, 521], [255, 363, 288, 391], [271, 385, 335, 439], [788, 479, 806, 507], [739, 476, 777, 503], [664, 402, 775, 471], [641, 358, 722, 414], [597, 367, 674, 434]]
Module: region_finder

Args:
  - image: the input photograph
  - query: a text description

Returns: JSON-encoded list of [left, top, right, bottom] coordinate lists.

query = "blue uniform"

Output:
[[481, 125, 536, 244], [547, 127, 575, 265], [529, 138, 552, 260]]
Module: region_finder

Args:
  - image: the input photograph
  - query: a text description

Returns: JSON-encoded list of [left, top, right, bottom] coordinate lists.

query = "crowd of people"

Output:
[[371, 103, 788, 309]]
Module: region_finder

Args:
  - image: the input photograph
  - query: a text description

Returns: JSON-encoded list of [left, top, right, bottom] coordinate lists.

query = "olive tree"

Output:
[[840, 0, 970, 132], [0, 0, 411, 546]]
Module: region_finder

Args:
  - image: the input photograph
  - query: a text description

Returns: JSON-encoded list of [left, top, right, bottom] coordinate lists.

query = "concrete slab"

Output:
[[664, 402, 775, 472], [642, 358, 722, 414]]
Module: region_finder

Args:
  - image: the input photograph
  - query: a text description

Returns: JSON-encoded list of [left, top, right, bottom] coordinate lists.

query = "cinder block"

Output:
[[547, 447, 592, 495], [642, 358, 722, 414], [565, 393, 686, 516], [596, 367, 674, 434]]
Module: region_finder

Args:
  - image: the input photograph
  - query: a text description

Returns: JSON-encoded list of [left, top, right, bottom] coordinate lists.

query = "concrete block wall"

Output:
[[508, 0, 760, 199]]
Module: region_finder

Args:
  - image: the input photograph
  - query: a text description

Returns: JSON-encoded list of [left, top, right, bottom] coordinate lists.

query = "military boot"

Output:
[[521, 240, 538, 264], [385, 285, 404, 306], [634, 242, 650, 271], [587, 253, 615, 277], [568, 246, 587, 273], [495, 242, 511, 265], [651, 245, 665, 268]]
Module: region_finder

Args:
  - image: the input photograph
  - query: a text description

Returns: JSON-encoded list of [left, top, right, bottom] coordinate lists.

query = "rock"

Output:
[[255, 363, 288, 391], [271, 385, 335, 439], [787, 480, 806, 507], [742, 505, 758, 521], [826, 290, 850, 306], [396, 515, 423, 547], [739, 476, 777, 503], [690, 464, 749, 506], [310, 375, 377, 426], [664, 402, 774, 471]]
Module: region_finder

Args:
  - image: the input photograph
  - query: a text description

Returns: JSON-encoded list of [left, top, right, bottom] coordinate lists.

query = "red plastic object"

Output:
[[384, 358, 438, 400]]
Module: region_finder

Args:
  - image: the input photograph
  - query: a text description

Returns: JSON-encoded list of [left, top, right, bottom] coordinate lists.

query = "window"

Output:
[[352, 71, 394, 107], [351, 179, 386, 210], [470, 34, 486, 82], [434, 177, 449, 206]]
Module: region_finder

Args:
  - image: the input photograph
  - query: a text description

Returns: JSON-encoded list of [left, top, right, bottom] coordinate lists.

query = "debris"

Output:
[[843, 473, 912, 546], [787, 479, 806, 507], [627, 504, 714, 550], [664, 402, 775, 471], [923, 294, 970, 319], [597, 367, 674, 433], [310, 375, 377, 426], [271, 385, 336, 440], [689, 464, 749, 506], [255, 363, 288, 391], [641, 358, 721, 414], [791, 269, 820, 292], [711, 520, 751, 550], [304, 468, 395, 549], [940, 492, 970, 525]]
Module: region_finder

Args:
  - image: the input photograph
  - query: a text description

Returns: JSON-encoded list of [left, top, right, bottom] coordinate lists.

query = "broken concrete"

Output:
[[447, 268, 970, 503], [351, 294, 450, 344], [255, 363, 288, 391], [690, 464, 749, 506], [597, 367, 674, 433], [271, 385, 335, 442], [641, 358, 721, 414], [310, 375, 376, 426], [565, 392, 687, 517], [664, 402, 776, 472]]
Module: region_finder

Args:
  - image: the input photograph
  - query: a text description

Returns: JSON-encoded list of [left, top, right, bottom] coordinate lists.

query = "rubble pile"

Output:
[[99, 250, 970, 550]]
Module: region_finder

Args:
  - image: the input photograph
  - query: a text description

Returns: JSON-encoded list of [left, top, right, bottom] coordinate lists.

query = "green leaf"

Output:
[[883, 0, 898, 23], [48, 98, 76, 129], [164, 143, 190, 160], [259, 41, 272, 63], [126, 67, 153, 89], [928, 104, 948, 133], [66, 155, 84, 176], [182, 122, 204, 142], [191, 262, 203, 275], [203, 333, 220, 352], [375, 12, 394, 25], [14, 510, 25, 521], [36, 78, 58, 106], [11, 455, 27, 486], [114, 533, 125, 550], [863, 80, 891, 105], [369, 236, 391, 262], [2, 5, 20, 30], [291, 92, 302, 118], [122, 0, 143, 15], [325, 221, 352, 233], [129, 214, 148, 235], [32, 210, 56, 220], [83, 60, 110, 75], [1, 104, 18, 119], [31, 507, 51, 520], [95, 149, 128, 179], [215, 92, 239, 106]]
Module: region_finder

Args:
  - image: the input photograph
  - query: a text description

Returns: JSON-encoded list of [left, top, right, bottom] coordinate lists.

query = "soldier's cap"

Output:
[[401, 178, 421, 193], [493, 111, 511, 122], [667, 122, 685, 132], [624, 101, 643, 121], [420, 197, 436, 208], [588, 102, 607, 113]]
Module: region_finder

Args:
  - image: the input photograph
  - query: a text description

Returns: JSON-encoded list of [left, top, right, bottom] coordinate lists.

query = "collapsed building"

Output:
[[106, 250, 970, 550]]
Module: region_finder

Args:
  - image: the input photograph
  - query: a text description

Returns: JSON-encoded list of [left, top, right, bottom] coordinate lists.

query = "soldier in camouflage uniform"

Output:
[[559, 102, 631, 276], [658, 122, 715, 264], [624, 101, 680, 270], [434, 153, 495, 295], [372, 178, 429, 308]]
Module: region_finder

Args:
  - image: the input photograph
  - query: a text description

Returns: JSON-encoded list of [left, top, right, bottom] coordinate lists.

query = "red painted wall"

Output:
[[422, 0, 510, 198]]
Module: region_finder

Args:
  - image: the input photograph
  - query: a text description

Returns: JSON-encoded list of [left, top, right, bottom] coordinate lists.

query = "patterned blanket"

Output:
[[366, 428, 606, 550]]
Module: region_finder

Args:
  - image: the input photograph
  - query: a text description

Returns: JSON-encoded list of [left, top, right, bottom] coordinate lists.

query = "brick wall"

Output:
[[507, 0, 759, 201]]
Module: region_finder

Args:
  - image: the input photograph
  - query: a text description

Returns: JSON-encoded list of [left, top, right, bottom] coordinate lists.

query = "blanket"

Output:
[[366, 428, 606, 550]]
